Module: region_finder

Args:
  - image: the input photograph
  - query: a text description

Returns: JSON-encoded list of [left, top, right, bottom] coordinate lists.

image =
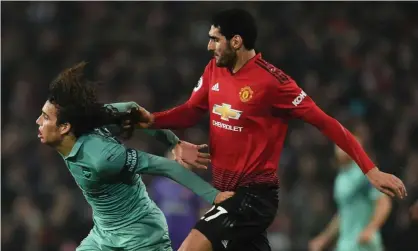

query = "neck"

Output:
[[232, 49, 256, 73], [56, 135, 77, 157]]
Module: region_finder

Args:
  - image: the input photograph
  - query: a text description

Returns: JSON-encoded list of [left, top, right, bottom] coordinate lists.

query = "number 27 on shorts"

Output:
[[201, 205, 228, 222]]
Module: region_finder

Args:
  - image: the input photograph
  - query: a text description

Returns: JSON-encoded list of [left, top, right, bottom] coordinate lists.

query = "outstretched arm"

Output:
[[96, 142, 232, 205], [142, 129, 180, 149], [270, 79, 407, 199]]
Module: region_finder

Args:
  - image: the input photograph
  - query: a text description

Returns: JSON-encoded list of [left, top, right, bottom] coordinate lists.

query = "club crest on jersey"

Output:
[[239, 86, 253, 102], [81, 168, 92, 178]]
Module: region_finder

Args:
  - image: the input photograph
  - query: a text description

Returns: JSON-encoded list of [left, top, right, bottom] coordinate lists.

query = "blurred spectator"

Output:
[[2, 2, 418, 250]]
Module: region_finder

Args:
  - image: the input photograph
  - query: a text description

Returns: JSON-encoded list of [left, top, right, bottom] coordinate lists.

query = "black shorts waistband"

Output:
[[237, 183, 279, 191]]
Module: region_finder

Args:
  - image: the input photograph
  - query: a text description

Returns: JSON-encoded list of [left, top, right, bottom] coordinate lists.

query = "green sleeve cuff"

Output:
[[142, 129, 180, 149]]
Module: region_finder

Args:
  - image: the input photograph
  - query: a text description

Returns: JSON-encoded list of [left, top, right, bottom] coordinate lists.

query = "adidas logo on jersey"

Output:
[[212, 83, 219, 91]]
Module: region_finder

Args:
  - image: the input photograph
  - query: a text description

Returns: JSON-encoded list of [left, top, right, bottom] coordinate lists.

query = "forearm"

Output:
[[365, 195, 392, 230], [301, 106, 375, 174], [320, 214, 340, 243], [138, 152, 219, 204], [142, 129, 180, 150], [152, 102, 205, 129]]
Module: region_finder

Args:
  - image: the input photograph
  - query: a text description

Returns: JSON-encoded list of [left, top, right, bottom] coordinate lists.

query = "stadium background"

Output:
[[2, 2, 418, 251]]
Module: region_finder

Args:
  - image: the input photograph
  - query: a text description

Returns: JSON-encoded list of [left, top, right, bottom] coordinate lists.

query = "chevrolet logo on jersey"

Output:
[[212, 103, 242, 121]]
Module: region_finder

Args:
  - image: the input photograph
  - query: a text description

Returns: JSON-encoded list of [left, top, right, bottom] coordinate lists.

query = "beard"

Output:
[[215, 44, 237, 68]]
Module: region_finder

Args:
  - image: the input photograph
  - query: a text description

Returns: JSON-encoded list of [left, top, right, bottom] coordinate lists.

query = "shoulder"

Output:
[[79, 133, 126, 170], [207, 58, 216, 70], [252, 57, 295, 87], [194, 59, 217, 92]]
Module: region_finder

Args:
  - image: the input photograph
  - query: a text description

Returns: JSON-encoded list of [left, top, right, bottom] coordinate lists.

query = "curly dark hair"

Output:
[[48, 62, 126, 138]]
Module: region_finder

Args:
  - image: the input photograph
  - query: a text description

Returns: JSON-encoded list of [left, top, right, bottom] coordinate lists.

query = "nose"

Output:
[[207, 40, 215, 52], [36, 115, 41, 125]]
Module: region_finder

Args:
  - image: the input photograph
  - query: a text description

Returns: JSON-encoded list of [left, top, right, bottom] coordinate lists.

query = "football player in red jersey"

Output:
[[136, 8, 407, 251]]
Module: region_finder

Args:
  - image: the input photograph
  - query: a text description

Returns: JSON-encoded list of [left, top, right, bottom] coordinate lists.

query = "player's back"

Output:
[[205, 54, 312, 191], [63, 128, 160, 231]]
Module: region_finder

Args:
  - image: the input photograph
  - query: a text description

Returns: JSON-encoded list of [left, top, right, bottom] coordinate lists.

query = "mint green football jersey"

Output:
[[334, 162, 384, 251], [62, 128, 219, 251]]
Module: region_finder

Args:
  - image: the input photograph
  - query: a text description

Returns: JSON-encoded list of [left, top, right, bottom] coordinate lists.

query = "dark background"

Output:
[[2, 2, 418, 251]]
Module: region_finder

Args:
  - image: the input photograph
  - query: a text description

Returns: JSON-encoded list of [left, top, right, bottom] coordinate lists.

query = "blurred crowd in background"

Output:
[[2, 2, 418, 251]]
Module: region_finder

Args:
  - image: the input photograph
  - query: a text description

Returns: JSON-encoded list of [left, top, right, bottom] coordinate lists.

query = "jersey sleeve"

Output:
[[93, 140, 219, 204], [94, 141, 139, 178], [142, 129, 180, 149], [270, 80, 316, 118], [151, 61, 213, 129], [269, 78, 375, 174], [136, 152, 219, 204]]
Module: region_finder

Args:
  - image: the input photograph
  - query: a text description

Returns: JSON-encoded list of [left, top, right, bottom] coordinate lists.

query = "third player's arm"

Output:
[[364, 192, 392, 231], [318, 214, 340, 244], [309, 214, 340, 251]]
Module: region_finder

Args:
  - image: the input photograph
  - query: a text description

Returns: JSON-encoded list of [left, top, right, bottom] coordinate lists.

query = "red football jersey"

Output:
[[152, 53, 375, 191], [185, 53, 315, 191]]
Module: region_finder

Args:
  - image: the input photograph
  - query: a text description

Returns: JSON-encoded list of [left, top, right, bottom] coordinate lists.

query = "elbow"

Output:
[[301, 106, 335, 131]]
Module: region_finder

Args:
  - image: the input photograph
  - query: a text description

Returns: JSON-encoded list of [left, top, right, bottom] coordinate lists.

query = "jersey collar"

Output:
[[63, 136, 86, 160], [229, 52, 262, 76]]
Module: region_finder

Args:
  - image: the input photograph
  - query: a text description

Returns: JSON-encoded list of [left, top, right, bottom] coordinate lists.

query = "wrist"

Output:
[[365, 166, 379, 176], [147, 114, 156, 128], [169, 140, 181, 151], [364, 224, 378, 232]]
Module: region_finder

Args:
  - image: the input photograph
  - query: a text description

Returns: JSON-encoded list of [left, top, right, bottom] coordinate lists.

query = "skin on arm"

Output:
[[358, 194, 392, 244], [309, 215, 340, 251]]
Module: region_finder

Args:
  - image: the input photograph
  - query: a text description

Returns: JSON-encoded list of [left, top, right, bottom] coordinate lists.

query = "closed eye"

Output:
[[42, 111, 49, 120]]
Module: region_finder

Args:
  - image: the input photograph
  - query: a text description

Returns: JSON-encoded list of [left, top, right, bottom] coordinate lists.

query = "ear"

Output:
[[59, 123, 72, 135], [231, 35, 243, 50]]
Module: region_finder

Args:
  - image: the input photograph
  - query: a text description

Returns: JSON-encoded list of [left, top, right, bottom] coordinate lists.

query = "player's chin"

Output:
[[38, 137, 48, 144], [215, 60, 227, 68]]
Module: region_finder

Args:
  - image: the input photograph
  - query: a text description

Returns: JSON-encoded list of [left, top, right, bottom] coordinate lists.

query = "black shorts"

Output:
[[194, 185, 279, 251]]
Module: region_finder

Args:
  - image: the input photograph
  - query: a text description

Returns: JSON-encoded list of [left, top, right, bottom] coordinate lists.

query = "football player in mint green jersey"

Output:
[[36, 62, 234, 251], [309, 135, 392, 251]]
